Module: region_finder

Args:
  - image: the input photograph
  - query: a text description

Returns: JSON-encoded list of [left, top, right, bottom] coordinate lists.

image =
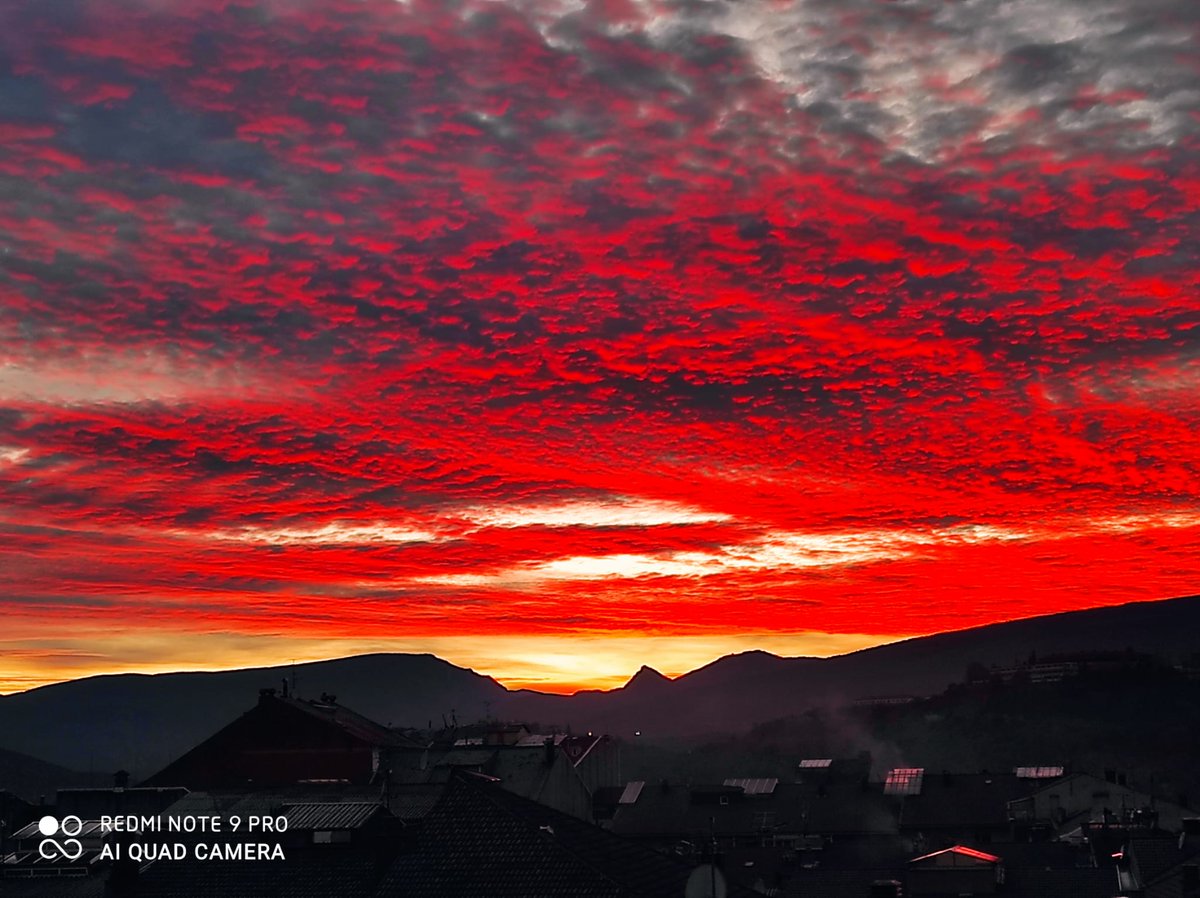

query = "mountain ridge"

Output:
[[1, 594, 1196, 780]]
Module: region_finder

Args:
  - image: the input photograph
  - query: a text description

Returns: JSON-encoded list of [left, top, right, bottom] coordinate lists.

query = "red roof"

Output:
[[910, 844, 1002, 865]]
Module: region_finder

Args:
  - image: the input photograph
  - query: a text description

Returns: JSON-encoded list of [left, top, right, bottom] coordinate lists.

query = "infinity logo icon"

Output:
[[37, 815, 84, 861]]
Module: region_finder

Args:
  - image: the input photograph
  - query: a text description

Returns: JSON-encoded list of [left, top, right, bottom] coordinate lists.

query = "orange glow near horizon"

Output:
[[0, 630, 895, 697]]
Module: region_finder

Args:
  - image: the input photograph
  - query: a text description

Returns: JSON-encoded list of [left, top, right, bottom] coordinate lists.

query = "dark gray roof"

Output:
[[0, 876, 107, 898], [283, 801, 384, 830], [377, 772, 760, 898], [782, 868, 899, 898], [897, 772, 1032, 830], [160, 783, 382, 821], [611, 780, 896, 840], [275, 696, 423, 749], [132, 848, 385, 898], [1002, 867, 1118, 898], [386, 783, 446, 822], [420, 743, 562, 804], [1129, 835, 1200, 885], [783, 866, 1118, 898]]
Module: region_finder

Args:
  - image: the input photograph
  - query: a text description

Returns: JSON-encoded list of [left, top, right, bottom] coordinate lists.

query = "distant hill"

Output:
[[0, 654, 507, 778], [0, 746, 108, 803], [1, 594, 1197, 776], [618, 665, 1200, 809], [499, 594, 1200, 737]]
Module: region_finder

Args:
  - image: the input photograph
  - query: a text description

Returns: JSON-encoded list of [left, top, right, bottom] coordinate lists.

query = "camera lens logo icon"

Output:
[[38, 815, 84, 861]]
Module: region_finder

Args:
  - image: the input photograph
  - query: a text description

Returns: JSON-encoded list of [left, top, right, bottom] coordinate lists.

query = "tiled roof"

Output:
[[160, 783, 383, 821], [279, 697, 423, 749], [781, 868, 899, 898], [283, 801, 383, 830], [0, 876, 107, 898], [898, 772, 1030, 829], [377, 772, 760, 898], [432, 746, 497, 768], [1128, 835, 1199, 884], [425, 743, 559, 803], [1001, 868, 1118, 898], [611, 780, 896, 839], [132, 846, 386, 898], [783, 864, 1117, 898], [11, 819, 112, 840], [386, 783, 446, 822], [909, 844, 1001, 865]]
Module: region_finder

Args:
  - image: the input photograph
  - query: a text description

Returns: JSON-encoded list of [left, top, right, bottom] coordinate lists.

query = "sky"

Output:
[[0, 0, 1198, 695]]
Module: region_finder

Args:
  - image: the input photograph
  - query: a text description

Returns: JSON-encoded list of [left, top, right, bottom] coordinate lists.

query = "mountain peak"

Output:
[[623, 665, 672, 691]]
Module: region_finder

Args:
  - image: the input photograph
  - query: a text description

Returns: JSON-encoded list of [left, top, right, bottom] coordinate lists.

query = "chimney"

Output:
[[544, 737, 556, 767], [113, 770, 130, 790], [258, 687, 277, 705]]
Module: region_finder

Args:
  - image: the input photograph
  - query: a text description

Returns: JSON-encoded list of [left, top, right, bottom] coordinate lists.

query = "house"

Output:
[[0, 789, 35, 851], [907, 845, 1004, 895], [400, 735, 595, 821], [894, 770, 1040, 847], [785, 840, 1115, 898], [1008, 771, 1195, 836], [988, 650, 1160, 685], [560, 733, 621, 794], [142, 689, 425, 789], [1118, 818, 1200, 897], [3, 815, 112, 883], [610, 776, 897, 855], [376, 771, 762, 898], [110, 786, 407, 898], [5, 772, 761, 898], [55, 771, 187, 823]]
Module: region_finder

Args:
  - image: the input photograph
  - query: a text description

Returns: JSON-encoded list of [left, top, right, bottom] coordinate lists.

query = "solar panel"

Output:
[[884, 767, 925, 795], [723, 777, 779, 795], [799, 759, 833, 769], [618, 781, 645, 804], [1014, 766, 1064, 779]]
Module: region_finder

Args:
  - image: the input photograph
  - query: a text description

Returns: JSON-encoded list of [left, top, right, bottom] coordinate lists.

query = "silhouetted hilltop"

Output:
[[621, 665, 673, 693], [501, 594, 1200, 736], [2, 594, 1197, 775], [0, 653, 506, 777], [0, 746, 108, 803]]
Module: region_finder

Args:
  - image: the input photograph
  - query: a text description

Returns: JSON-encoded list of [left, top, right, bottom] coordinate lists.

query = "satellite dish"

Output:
[[684, 864, 727, 898]]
